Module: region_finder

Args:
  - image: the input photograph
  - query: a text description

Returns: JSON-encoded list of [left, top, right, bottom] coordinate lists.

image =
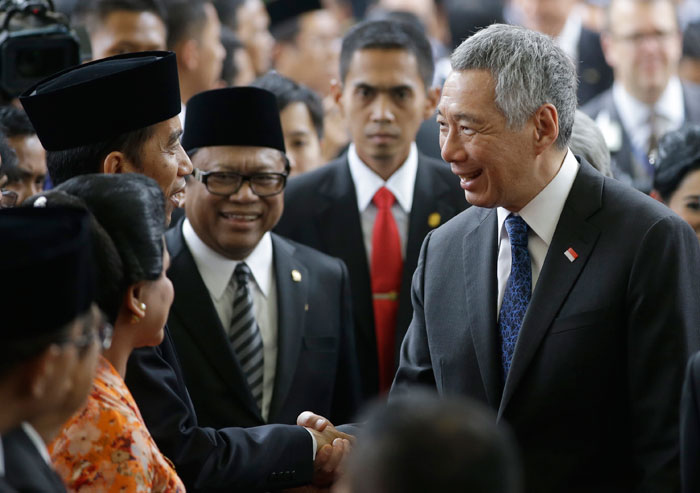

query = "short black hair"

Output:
[[252, 71, 324, 138], [72, 0, 168, 35], [212, 0, 246, 30], [46, 125, 154, 186], [339, 19, 434, 90], [0, 107, 33, 183], [220, 26, 245, 85], [653, 124, 700, 202], [270, 17, 301, 44], [166, 0, 209, 49]]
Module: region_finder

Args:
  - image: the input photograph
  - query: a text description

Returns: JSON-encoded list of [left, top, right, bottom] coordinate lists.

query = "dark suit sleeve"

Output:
[[390, 231, 438, 395], [330, 259, 363, 423], [126, 328, 314, 492], [627, 216, 700, 492], [681, 353, 700, 493]]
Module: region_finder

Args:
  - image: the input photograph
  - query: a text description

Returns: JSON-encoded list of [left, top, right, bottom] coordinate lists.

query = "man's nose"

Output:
[[370, 94, 396, 123], [440, 126, 466, 164]]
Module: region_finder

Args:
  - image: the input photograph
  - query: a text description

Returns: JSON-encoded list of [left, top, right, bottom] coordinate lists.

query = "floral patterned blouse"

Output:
[[50, 355, 185, 492]]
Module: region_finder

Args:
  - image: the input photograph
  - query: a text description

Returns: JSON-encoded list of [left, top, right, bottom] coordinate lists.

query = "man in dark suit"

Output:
[[681, 352, 700, 493], [393, 23, 700, 492], [583, 0, 700, 193], [169, 86, 361, 431], [275, 19, 467, 399], [21, 51, 351, 492]]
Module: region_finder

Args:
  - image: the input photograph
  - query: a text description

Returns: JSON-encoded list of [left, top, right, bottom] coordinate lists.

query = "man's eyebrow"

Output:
[[169, 128, 183, 145], [436, 109, 484, 125]]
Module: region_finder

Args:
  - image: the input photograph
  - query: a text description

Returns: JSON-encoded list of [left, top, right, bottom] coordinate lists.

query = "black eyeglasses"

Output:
[[0, 189, 17, 208], [59, 310, 113, 355], [193, 168, 288, 197]]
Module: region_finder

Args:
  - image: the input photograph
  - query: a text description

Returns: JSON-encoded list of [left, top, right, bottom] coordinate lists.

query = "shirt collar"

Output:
[[613, 77, 685, 129], [183, 218, 273, 299], [347, 142, 418, 213], [497, 149, 580, 246], [20, 422, 51, 466]]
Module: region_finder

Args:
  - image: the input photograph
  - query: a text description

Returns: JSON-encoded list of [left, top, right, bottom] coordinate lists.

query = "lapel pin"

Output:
[[564, 247, 578, 263], [291, 269, 302, 282], [428, 212, 441, 228]]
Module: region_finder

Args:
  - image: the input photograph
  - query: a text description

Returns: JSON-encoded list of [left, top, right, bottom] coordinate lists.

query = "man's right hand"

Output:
[[298, 411, 354, 487]]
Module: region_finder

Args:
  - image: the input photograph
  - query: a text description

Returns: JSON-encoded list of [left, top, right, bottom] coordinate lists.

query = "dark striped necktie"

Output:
[[230, 262, 264, 411]]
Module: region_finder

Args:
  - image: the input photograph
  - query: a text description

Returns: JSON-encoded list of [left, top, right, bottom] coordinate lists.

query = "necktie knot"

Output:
[[505, 215, 528, 248], [373, 187, 396, 209], [234, 262, 252, 286]]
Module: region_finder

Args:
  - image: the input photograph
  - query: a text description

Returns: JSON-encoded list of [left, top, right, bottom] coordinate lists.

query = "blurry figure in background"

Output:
[[332, 393, 522, 493], [269, 0, 341, 98], [214, 0, 275, 77], [72, 0, 167, 60], [579, 0, 609, 32], [583, 0, 700, 193], [0, 107, 46, 204], [651, 124, 700, 242], [680, 21, 700, 85], [0, 207, 100, 492], [167, 0, 225, 120], [253, 72, 325, 175], [514, 0, 613, 105], [27, 174, 185, 492], [569, 109, 613, 177], [0, 130, 18, 208], [219, 27, 256, 86]]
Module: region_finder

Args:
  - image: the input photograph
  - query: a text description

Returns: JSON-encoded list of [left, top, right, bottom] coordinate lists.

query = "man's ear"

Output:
[[423, 86, 441, 120], [103, 151, 140, 175], [532, 103, 559, 155], [330, 79, 345, 117]]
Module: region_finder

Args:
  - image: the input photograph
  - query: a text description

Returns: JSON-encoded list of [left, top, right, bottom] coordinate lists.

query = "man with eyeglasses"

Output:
[[583, 0, 700, 193], [167, 86, 361, 463], [0, 207, 101, 492]]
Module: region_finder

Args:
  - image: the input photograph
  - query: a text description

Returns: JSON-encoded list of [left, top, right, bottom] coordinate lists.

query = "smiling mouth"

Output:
[[170, 189, 186, 208], [459, 169, 482, 182], [220, 212, 260, 222]]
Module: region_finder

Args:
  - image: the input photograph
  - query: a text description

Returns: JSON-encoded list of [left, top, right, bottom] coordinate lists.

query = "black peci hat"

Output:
[[20, 51, 181, 151], [267, 0, 322, 29], [0, 207, 96, 339], [182, 86, 285, 153]]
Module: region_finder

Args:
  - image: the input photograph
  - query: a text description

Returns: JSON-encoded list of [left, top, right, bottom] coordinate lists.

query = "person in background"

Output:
[[253, 72, 325, 175], [651, 124, 700, 242], [680, 21, 700, 85], [72, 0, 168, 60], [0, 107, 47, 204], [219, 27, 256, 87], [0, 207, 101, 492], [569, 109, 613, 177]]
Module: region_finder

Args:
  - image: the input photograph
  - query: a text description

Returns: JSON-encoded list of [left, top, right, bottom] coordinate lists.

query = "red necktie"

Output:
[[371, 187, 403, 393]]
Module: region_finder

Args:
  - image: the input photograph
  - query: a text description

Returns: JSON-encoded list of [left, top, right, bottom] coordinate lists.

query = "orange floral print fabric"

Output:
[[50, 356, 185, 492]]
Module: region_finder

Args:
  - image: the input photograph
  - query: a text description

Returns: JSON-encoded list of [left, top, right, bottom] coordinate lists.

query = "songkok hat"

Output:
[[182, 87, 285, 153], [0, 207, 95, 339], [20, 51, 180, 151], [267, 0, 322, 29]]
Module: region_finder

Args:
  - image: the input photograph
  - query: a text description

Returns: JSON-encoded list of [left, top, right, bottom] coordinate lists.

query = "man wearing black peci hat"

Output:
[[166, 85, 361, 443], [20, 50, 351, 491], [0, 207, 102, 493]]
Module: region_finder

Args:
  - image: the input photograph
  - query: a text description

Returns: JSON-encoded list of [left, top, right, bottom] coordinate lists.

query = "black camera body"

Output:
[[0, 0, 80, 100]]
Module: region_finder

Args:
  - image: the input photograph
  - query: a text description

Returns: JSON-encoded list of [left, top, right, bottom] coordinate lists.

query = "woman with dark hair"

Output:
[[652, 124, 700, 243], [24, 173, 184, 492]]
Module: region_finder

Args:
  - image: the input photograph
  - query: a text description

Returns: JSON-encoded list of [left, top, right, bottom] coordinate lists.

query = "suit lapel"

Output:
[[167, 225, 262, 421], [268, 235, 308, 421], [462, 208, 502, 408], [499, 162, 603, 417]]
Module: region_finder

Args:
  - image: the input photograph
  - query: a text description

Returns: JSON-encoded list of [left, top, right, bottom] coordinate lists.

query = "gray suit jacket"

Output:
[[393, 158, 700, 492]]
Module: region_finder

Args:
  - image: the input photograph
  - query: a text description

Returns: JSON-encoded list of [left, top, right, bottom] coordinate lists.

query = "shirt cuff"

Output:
[[306, 428, 318, 460]]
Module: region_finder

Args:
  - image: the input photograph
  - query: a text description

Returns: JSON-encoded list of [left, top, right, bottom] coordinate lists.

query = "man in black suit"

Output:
[[275, 19, 467, 399], [169, 86, 361, 430], [0, 208, 102, 493], [583, 0, 700, 193], [393, 23, 700, 492]]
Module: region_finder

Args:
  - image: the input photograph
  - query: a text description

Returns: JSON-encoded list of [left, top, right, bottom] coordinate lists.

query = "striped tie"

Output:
[[230, 262, 264, 411]]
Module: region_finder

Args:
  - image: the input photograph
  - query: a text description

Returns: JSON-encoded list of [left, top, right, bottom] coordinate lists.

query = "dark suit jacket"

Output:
[[576, 27, 614, 106], [125, 329, 314, 491], [392, 158, 700, 492], [3, 426, 66, 492], [165, 223, 362, 428], [582, 81, 700, 192], [681, 352, 700, 493], [275, 152, 468, 398]]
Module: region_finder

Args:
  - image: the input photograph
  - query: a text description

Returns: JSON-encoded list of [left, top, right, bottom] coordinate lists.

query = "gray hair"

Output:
[[450, 24, 577, 150], [570, 110, 612, 177]]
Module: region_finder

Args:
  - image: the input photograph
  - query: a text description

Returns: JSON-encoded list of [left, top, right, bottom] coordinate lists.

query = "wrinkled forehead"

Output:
[[193, 145, 287, 169]]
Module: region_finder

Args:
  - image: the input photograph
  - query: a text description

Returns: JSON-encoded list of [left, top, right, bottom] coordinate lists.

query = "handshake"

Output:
[[296, 411, 354, 490]]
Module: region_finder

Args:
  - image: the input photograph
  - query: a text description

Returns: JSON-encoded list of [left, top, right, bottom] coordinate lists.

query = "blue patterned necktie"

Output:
[[229, 262, 264, 411], [498, 214, 531, 378]]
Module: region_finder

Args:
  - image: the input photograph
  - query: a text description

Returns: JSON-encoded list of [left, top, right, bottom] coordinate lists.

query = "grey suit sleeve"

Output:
[[390, 231, 438, 396], [626, 215, 700, 492]]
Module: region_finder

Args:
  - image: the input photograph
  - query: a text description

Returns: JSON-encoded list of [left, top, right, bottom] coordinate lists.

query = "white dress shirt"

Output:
[[496, 150, 580, 315], [20, 422, 51, 466], [347, 142, 419, 262], [612, 77, 685, 154], [183, 219, 278, 422]]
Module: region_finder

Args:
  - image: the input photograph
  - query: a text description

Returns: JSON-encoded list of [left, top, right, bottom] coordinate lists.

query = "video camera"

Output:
[[0, 0, 80, 100]]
